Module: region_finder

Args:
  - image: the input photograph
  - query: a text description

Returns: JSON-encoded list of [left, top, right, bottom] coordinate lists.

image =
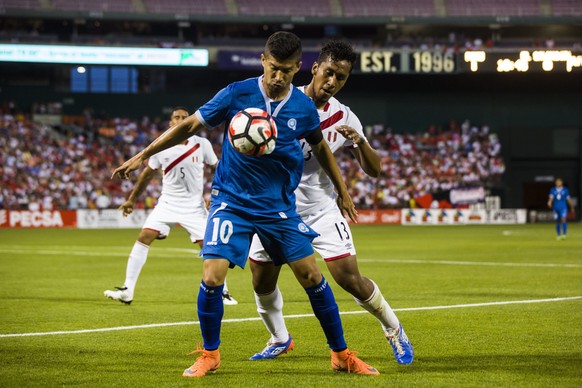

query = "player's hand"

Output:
[[118, 200, 135, 217], [336, 125, 364, 145], [336, 192, 358, 223], [112, 153, 143, 180]]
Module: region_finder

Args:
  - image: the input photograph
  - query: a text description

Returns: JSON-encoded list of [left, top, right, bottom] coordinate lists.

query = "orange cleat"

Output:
[[182, 346, 221, 377], [331, 349, 380, 375]]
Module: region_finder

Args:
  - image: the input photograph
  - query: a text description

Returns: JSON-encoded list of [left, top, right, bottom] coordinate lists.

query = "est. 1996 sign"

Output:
[[359, 50, 457, 74]]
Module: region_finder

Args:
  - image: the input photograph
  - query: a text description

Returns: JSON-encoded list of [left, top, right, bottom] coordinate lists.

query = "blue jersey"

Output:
[[549, 186, 570, 210], [195, 76, 321, 217]]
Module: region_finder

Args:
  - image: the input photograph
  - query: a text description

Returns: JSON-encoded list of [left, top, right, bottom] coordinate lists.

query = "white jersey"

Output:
[[295, 86, 366, 215], [148, 135, 218, 209]]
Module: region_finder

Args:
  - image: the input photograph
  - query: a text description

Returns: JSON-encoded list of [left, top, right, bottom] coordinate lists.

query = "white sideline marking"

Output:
[[358, 258, 582, 268], [0, 248, 200, 259], [1, 248, 580, 268], [1, 296, 580, 339]]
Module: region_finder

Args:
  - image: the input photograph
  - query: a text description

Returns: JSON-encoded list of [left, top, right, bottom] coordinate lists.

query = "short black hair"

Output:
[[172, 106, 189, 114], [317, 40, 357, 72], [264, 31, 302, 61]]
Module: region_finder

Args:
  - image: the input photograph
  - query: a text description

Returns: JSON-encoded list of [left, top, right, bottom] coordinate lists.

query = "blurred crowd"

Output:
[[345, 120, 504, 209], [0, 110, 504, 211]]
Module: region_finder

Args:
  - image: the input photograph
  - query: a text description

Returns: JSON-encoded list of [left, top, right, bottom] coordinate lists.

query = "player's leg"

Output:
[[181, 207, 238, 305], [183, 258, 229, 378], [287, 255, 379, 375], [256, 215, 378, 374], [553, 209, 562, 239], [104, 227, 159, 304], [183, 203, 253, 377], [310, 206, 413, 364], [561, 209, 568, 238], [248, 250, 293, 360]]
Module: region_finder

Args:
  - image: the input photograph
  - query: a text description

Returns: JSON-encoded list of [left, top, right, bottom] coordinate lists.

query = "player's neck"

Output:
[[304, 82, 326, 110]]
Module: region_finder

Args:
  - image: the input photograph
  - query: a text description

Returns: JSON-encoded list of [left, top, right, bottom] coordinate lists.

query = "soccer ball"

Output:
[[228, 108, 277, 156]]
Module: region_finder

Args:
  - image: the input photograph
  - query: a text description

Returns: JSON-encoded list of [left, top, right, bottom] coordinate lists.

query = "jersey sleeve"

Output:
[[195, 84, 234, 129], [344, 107, 366, 148], [147, 154, 161, 170], [303, 100, 322, 135], [201, 138, 219, 166]]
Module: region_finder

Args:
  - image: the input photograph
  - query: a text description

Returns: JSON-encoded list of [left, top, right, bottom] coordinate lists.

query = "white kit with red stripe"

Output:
[[295, 86, 366, 215], [148, 135, 218, 207]]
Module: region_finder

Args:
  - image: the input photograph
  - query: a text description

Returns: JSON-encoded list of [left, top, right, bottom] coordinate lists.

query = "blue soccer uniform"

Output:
[[195, 76, 321, 268], [549, 186, 570, 220], [549, 185, 571, 238]]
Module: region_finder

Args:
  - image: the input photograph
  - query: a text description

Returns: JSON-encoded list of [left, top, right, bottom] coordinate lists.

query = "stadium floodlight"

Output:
[[0, 44, 209, 67]]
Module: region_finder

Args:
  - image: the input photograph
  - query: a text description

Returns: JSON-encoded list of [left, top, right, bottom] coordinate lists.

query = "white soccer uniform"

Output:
[[250, 87, 367, 262], [142, 135, 218, 242]]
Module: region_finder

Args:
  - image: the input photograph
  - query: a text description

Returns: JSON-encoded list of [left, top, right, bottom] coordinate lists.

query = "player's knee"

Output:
[[294, 269, 323, 288]]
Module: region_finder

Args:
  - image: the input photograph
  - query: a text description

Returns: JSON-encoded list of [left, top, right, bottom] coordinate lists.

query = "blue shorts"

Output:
[[201, 201, 318, 268], [553, 208, 568, 221]]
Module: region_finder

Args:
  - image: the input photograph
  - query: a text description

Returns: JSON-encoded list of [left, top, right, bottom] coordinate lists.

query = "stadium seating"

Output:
[[0, 0, 40, 9], [142, 0, 228, 15], [343, 0, 435, 17], [551, 0, 582, 16], [446, 0, 540, 16], [238, 0, 331, 16], [51, 0, 135, 13]]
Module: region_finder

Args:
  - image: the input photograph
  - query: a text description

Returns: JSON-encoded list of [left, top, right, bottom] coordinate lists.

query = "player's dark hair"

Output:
[[264, 31, 302, 61], [317, 40, 357, 72], [172, 106, 189, 115]]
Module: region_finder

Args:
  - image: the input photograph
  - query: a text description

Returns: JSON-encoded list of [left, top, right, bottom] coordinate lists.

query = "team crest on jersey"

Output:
[[288, 118, 297, 130], [298, 222, 309, 233]]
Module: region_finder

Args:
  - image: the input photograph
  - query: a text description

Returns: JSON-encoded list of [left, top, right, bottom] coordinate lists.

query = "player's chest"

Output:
[[158, 145, 204, 169]]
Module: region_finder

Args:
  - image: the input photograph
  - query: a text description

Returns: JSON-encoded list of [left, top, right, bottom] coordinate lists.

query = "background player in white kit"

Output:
[[248, 40, 414, 363], [104, 107, 238, 305]]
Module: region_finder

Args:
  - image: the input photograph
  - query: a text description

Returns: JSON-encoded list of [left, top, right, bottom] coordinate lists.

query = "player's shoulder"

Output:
[[189, 134, 211, 145], [291, 85, 315, 105]]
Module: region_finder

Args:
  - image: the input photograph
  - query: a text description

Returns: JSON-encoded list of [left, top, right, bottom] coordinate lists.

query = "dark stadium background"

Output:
[[0, 0, 580, 216]]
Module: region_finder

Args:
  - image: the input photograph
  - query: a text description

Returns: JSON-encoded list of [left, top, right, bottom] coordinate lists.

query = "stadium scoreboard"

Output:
[[357, 49, 582, 74]]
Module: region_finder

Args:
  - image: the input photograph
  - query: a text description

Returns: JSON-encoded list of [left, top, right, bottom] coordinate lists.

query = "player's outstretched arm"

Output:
[[119, 166, 158, 217], [336, 125, 381, 178], [310, 136, 358, 223], [112, 114, 202, 180]]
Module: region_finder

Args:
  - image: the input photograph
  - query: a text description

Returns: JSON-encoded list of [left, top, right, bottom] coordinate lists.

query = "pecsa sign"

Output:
[[0, 210, 77, 228]]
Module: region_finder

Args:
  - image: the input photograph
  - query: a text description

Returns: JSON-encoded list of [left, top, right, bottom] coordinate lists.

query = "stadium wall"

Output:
[[0, 209, 528, 228]]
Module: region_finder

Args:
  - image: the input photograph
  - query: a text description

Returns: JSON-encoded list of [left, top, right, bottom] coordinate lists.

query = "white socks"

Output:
[[254, 286, 289, 343], [354, 280, 400, 332], [123, 241, 149, 296]]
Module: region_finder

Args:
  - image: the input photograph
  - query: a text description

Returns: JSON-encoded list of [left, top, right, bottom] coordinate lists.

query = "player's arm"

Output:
[[336, 125, 381, 178], [567, 196, 575, 213], [112, 114, 203, 179], [119, 166, 158, 217], [547, 195, 553, 209], [307, 129, 358, 223]]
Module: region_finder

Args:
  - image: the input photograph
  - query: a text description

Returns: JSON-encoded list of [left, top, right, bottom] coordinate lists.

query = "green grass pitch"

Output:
[[0, 224, 581, 387]]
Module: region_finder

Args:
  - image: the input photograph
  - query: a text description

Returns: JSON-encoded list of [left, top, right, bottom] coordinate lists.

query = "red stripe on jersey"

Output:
[[320, 110, 344, 130], [323, 252, 351, 262], [323, 102, 330, 112], [164, 143, 200, 174]]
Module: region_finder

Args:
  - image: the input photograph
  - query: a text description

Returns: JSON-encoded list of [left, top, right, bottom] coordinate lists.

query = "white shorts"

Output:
[[142, 198, 208, 243], [249, 200, 356, 263]]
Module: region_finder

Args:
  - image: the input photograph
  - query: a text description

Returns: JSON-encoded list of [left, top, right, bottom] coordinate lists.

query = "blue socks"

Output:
[[197, 281, 224, 351], [556, 222, 568, 236], [304, 276, 347, 352]]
